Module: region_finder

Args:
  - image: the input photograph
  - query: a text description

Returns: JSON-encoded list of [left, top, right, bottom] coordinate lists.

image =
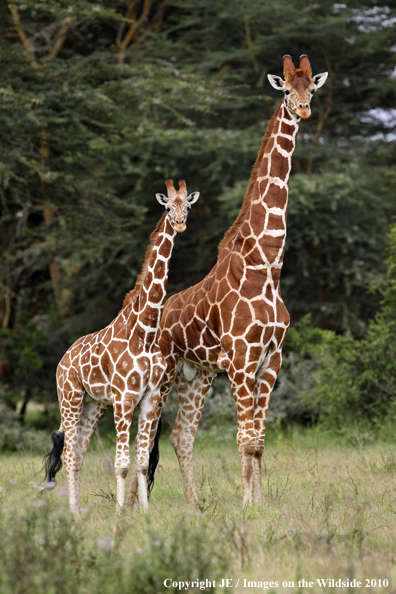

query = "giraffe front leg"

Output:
[[126, 354, 177, 508], [134, 389, 162, 511], [226, 365, 258, 506], [126, 382, 171, 508], [252, 352, 283, 503], [132, 354, 167, 510], [129, 396, 159, 508], [170, 369, 215, 505], [113, 396, 135, 511]]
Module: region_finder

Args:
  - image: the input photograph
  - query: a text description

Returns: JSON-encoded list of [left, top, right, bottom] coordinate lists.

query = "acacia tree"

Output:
[[0, 0, 395, 422], [0, 0, 230, 413]]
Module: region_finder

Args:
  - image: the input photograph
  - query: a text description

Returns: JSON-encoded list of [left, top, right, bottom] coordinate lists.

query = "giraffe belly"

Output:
[[83, 382, 113, 404], [175, 326, 223, 373], [178, 307, 287, 378]]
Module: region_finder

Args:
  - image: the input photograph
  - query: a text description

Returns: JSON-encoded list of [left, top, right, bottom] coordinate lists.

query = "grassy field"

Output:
[[1, 427, 396, 594]]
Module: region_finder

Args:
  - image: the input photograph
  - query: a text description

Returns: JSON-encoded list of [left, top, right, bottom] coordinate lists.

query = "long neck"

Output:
[[241, 100, 299, 280], [134, 214, 177, 332]]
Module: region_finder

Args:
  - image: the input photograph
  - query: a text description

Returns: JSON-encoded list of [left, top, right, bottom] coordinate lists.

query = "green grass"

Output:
[[1, 430, 396, 593]]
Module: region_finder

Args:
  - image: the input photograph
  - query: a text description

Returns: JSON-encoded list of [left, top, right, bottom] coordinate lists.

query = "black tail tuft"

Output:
[[43, 430, 64, 483], [147, 418, 162, 496]]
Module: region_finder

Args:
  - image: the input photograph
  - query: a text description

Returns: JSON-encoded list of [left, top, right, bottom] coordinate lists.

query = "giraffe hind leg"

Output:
[[251, 353, 283, 503], [60, 388, 85, 513], [74, 399, 109, 501], [170, 368, 216, 505]]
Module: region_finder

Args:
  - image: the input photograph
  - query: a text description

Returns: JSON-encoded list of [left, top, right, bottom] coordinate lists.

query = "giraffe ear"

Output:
[[267, 74, 285, 91], [156, 193, 168, 205], [187, 191, 200, 204], [312, 72, 328, 89]]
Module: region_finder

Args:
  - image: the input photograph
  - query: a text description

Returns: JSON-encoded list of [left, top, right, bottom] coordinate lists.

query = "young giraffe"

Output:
[[127, 55, 328, 507], [43, 180, 199, 513]]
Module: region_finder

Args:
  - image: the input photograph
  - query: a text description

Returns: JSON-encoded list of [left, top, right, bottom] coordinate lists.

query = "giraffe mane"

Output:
[[122, 212, 167, 310], [218, 102, 283, 256]]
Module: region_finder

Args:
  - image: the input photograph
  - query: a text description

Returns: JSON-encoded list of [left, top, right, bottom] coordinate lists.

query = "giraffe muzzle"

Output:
[[296, 105, 311, 119], [174, 222, 186, 233]]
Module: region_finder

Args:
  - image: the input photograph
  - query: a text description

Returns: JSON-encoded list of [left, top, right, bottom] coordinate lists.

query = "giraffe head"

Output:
[[156, 180, 199, 233], [268, 54, 328, 120]]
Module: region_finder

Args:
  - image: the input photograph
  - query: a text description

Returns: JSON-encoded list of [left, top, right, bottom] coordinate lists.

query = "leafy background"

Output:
[[0, 0, 395, 444]]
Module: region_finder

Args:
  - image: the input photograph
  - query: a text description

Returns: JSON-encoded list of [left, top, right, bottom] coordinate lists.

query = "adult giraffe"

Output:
[[128, 55, 328, 507], [43, 180, 199, 513]]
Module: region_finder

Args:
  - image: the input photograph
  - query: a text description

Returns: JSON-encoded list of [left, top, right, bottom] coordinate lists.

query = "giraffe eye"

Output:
[[284, 90, 290, 96], [165, 207, 170, 212], [311, 88, 316, 94], [187, 205, 191, 211]]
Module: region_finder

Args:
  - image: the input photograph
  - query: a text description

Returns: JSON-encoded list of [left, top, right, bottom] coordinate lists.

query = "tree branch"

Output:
[[117, 0, 152, 64], [116, 0, 137, 46], [8, 3, 38, 67], [138, 0, 169, 43], [244, 19, 259, 75], [47, 15, 73, 60]]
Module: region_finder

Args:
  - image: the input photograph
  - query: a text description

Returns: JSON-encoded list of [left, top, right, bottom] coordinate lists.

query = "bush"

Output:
[[0, 504, 85, 594], [0, 403, 47, 452], [123, 516, 230, 594], [0, 502, 231, 594]]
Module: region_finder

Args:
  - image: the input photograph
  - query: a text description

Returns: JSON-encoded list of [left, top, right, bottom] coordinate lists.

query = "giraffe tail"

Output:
[[43, 429, 65, 484], [147, 417, 162, 495]]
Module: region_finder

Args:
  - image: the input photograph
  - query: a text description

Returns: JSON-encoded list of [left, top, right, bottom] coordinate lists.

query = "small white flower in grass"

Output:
[[136, 547, 143, 554], [153, 540, 161, 547], [59, 489, 68, 496], [44, 481, 57, 490], [211, 558, 219, 564], [9, 479, 16, 485], [97, 534, 112, 553], [0, 487, 3, 492], [82, 507, 89, 515], [38, 538, 46, 546], [31, 500, 44, 507]]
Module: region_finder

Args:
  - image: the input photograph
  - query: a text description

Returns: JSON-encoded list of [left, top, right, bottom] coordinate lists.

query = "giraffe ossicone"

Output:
[[43, 180, 199, 513], [129, 54, 328, 508]]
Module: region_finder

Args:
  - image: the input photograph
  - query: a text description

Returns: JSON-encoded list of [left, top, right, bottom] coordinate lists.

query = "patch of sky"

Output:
[[333, 3, 396, 32]]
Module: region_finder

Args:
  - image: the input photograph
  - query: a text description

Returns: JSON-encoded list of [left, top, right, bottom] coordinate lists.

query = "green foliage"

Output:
[[284, 165, 396, 334], [0, 0, 395, 428], [275, 223, 396, 429], [0, 504, 88, 594], [124, 516, 230, 594], [0, 500, 231, 594], [0, 402, 47, 451]]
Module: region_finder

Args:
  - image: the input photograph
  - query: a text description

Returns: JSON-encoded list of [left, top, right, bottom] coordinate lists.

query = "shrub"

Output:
[[0, 402, 47, 452], [123, 515, 230, 594]]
